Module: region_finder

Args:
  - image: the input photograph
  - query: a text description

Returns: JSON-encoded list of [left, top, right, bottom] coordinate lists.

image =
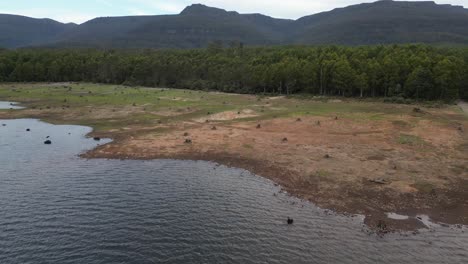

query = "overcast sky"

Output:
[[1, 0, 467, 24]]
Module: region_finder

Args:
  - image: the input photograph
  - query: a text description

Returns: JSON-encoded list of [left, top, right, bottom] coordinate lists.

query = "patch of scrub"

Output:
[[398, 133, 427, 146]]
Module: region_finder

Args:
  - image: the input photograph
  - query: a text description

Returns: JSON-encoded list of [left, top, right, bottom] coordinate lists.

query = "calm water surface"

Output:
[[0, 105, 467, 263]]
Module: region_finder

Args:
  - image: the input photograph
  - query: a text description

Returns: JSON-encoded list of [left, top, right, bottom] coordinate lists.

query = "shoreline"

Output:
[[1, 84, 467, 233], [81, 136, 467, 232]]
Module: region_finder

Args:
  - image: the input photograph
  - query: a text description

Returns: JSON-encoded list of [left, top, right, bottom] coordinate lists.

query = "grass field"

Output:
[[1, 82, 462, 132]]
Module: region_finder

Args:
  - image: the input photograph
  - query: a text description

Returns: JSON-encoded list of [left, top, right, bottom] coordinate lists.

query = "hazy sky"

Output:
[[1, 0, 467, 24]]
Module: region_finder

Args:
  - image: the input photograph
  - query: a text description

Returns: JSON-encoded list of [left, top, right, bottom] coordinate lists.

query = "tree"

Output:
[[433, 57, 462, 102], [331, 59, 356, 96], [405, 66, 434, 100]]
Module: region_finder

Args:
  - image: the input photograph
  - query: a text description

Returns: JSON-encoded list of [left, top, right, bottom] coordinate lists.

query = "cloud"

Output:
[[3, 0, 467, 23], [0, 7, 96, 23], [128, 0, 187, 13], [210, 0, 467, 18]]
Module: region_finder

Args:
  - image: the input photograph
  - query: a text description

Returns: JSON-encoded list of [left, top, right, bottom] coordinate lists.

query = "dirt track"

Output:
[[459, 101, 468, 114]]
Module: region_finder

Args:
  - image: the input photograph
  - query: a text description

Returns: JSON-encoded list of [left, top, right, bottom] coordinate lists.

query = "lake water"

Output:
[[0, 101, 24, 109], [1, 105, 467, 263]]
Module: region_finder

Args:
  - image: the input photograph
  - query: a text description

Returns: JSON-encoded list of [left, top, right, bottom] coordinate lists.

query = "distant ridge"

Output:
[[0, 14, 76, 48], [1, 0, 468, 49]]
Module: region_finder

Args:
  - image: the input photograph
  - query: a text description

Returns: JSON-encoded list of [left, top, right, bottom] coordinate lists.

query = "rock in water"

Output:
[[93, 137, 101, 141], [287, 217, 294, 225], [44, 140, 52, 145]]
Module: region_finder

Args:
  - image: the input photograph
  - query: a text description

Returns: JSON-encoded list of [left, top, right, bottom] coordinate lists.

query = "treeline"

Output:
[[0, 45, 467, 101]]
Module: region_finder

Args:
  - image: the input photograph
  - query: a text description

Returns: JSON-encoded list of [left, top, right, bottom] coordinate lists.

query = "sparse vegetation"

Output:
[[398, 134, 427, 147]]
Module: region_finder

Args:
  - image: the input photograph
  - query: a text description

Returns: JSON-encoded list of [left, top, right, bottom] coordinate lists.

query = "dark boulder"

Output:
[[93, 137, 101, 141], [44, 140, 52, 145], [26, 128, 30, 132], [287, 217, 294, 225]]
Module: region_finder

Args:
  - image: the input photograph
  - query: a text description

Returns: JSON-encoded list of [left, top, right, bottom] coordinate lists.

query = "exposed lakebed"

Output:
[[0, 104, 467, 263]]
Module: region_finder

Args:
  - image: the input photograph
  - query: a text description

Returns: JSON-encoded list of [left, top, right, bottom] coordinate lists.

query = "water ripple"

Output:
[[1, 118, 467, 264]]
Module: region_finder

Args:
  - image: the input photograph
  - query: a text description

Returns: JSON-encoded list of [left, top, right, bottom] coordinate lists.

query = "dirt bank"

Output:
[[83, 114, 468, 232]]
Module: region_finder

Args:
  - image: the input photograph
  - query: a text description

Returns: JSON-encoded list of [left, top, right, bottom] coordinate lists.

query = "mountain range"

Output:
[[1, 0, 468, 49]]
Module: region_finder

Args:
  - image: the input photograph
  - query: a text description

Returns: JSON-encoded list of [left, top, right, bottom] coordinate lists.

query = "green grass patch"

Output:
[[398, 133, 426, 146]]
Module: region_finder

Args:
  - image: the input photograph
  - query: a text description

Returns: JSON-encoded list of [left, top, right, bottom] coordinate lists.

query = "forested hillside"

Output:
[[2, 1, 468, 49], [1, 45, 467, 101], [291, 0, 468, 45]]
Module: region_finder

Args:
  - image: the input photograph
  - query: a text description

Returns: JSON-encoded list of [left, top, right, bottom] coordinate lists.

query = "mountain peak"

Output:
[[180, 4, 237, 16]]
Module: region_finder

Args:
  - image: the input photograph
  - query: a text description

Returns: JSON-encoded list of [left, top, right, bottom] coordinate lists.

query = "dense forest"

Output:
[[0, 45, 467, 101]]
